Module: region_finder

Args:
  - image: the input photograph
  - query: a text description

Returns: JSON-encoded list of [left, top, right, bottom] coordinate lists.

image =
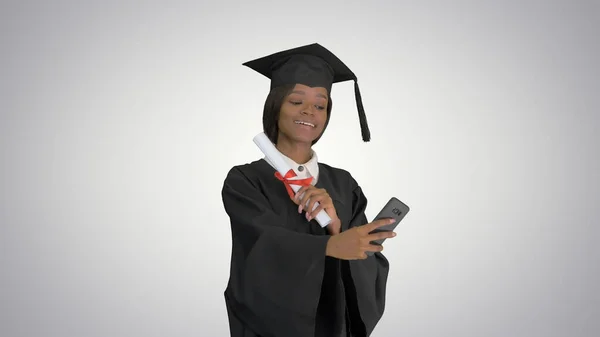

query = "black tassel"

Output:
[[354, 79, 371, 142]]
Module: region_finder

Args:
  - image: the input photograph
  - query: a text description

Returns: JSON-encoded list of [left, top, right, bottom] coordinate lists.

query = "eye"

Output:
[[290, 100, 302, 105], [315, 105, 325, 110]]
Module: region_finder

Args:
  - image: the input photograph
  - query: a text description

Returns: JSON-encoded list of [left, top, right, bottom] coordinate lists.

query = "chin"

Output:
[[291, 135, 317, 144], [280, 132, 317, 145]]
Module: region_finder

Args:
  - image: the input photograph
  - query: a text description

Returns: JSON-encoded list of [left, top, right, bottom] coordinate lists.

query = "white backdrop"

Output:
[[1, 1, 599, 336]]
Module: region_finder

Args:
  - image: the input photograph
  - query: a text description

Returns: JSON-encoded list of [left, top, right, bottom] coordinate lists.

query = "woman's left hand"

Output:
[[293, 185, 342, 235]]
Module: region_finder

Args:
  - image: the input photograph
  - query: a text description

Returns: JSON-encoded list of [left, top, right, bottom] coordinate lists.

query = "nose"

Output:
[[301, 103, 316, 115]]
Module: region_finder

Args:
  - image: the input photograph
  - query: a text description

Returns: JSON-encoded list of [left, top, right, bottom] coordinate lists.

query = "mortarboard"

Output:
[[242, 43, 371, 142]]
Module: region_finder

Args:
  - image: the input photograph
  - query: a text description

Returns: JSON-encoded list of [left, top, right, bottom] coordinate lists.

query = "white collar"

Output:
[[264, 150, 319, 184]]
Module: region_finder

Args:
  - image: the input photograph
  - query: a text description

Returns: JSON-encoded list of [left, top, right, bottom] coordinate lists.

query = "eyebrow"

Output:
[[291, 90, 328, 100]]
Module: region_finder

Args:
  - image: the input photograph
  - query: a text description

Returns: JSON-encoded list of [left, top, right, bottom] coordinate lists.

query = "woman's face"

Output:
[[277, 83, 329, 146]]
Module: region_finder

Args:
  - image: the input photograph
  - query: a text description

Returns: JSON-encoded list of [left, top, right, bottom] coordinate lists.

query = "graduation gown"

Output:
[[221, 158, 390, 337]]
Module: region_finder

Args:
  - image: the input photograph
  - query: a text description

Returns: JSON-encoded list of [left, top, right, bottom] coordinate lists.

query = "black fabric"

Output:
[[221, 159, 390, 336]]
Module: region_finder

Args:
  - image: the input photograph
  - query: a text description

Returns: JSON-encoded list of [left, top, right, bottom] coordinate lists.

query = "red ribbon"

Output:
[[274, 169, 313, 199]]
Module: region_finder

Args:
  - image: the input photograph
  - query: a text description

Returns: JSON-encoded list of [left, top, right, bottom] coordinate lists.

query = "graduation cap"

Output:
[[243, 43, 371, 142]]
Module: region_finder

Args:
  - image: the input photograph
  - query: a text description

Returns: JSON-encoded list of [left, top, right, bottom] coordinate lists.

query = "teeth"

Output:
[[295, 121, 315, 127]]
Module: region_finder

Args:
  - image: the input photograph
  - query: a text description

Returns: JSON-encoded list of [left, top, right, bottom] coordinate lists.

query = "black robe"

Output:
[[221, 158, 390, 337]]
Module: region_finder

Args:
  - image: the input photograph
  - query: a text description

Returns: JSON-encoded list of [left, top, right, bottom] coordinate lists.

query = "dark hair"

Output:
[[262, 84, 333, 145]]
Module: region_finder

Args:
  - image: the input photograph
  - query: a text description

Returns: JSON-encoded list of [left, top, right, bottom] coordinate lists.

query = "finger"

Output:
[[294, 186, 312, 201], [299, 189, 324, 213], [298, 187, 316, 206], [307, 193, 329, 216], [308, 203, 326, 220], [361, 218, 395, 234], [309, 199, 336, 221], [365, 243, 385, 253], [294, 186, 312, 205], [367, 231, 397, 242], [296, 187, 315, 212], [291, 195, 301, 205]]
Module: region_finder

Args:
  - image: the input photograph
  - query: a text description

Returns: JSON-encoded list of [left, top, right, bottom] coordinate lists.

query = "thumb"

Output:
[[362, 218, 395, 234]]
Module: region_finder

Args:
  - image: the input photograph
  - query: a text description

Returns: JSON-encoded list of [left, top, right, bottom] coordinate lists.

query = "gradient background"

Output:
[[1, 1, 599, 336]]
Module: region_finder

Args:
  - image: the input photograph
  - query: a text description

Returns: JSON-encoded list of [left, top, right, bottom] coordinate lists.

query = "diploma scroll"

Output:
[[253, 132, 331, 228]]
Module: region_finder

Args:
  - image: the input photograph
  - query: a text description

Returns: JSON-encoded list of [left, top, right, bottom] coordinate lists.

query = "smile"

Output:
[[294, 120, 316, 128]]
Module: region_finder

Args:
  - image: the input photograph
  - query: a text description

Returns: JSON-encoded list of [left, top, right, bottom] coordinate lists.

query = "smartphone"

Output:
[[366, 197, 410, 255]]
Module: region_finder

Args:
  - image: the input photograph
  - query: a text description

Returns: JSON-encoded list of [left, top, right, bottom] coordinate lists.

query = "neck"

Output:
[[275, 137, 313, 164]]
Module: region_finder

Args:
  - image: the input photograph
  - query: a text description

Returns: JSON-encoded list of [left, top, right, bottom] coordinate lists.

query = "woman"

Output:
[[221, 43, 397, 337]]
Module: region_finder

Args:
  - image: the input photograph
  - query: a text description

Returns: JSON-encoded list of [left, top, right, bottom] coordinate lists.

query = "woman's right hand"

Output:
[[325, 218, 397, 260]]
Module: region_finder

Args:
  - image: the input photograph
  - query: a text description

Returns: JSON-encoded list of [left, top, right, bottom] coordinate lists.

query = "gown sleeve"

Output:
[[221, 166, 330, 337], [342, 180, 391, 336]]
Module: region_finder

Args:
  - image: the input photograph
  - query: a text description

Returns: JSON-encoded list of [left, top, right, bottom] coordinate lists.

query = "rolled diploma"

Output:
[[253, 132, 331, 228]]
